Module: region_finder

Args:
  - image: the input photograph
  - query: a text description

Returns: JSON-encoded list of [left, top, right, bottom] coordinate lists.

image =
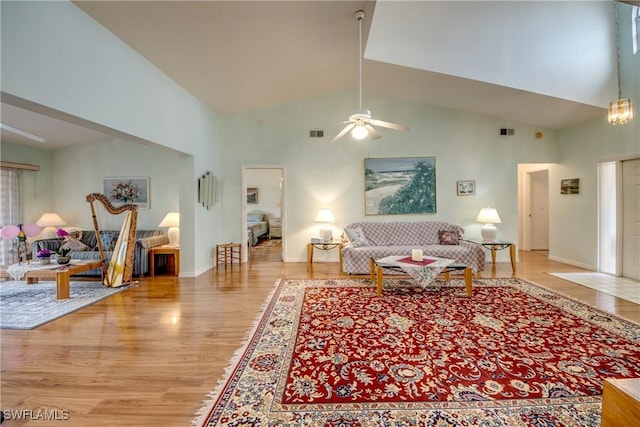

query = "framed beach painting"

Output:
[[560, 178, 580, 195], [247, 187, 259, 204], [103, 177, 150, 209], [364, 157, 436, 215]]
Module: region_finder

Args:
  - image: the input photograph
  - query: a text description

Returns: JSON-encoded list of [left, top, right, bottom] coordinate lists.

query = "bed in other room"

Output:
[[247, 211, 270, 246]]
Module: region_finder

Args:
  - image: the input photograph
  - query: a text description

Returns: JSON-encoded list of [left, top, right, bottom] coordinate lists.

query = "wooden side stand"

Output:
[[216, 243, 242, 268], [150, 246, 180, 277], [601, 378, 640, 427]]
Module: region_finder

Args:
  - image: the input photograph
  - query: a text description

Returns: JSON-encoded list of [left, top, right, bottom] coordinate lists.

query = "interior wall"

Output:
[[1, 1, 222, 276], [221, 91, 561, 263], [368, 1, 615, 107], [0, 142, 53, 227], [245, 169, 282, 218], [1, 139, 182, 236]]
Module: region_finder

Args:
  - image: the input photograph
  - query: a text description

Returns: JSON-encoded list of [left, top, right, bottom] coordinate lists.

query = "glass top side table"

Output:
[[307, 241, 343, 272], [466, 240, 516, 272]]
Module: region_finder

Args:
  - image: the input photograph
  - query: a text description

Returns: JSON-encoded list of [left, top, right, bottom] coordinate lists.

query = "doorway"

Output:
[[242, 166, 285, 263], [598, 158, 640, 280], [518, 164, 550, 252]]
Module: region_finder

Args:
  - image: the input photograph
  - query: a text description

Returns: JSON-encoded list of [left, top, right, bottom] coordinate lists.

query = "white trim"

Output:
[[547, 255, 595, 271]]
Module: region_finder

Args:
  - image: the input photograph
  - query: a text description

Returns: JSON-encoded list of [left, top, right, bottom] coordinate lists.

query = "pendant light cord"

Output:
[[614, 1, 622, 100], [358, 13, 363, 110]]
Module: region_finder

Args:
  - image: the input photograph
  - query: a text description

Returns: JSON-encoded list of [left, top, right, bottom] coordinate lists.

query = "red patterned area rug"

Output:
[[193, 278, 640, 426]]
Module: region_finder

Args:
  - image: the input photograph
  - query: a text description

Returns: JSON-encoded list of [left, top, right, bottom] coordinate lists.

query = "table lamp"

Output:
[[159, 212, 180, 246], [476, 207, 501, 242], [315, 209, 335, 242], [36, 213, 66, 239]]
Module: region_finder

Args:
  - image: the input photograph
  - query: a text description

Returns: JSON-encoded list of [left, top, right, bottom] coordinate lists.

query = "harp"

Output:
[[86, 193, 138, 287]]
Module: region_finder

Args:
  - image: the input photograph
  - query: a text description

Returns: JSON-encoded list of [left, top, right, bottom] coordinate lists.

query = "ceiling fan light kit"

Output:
[[331, 10, 409, 143]]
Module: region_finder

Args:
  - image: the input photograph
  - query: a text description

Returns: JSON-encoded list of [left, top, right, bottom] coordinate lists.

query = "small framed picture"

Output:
[[247, 187, 258, 204], [456, 180, 475, 196], [560, 178, 580, 194]]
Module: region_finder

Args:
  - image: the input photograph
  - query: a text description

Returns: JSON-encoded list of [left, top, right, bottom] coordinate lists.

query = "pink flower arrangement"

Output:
[[37, 248, 53, 259], [56, 229, 70, 256], [110, 181, 141, 203]]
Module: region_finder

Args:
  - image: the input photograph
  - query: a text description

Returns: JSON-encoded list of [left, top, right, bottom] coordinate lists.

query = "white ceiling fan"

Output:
[[332, 10, 409, 143]]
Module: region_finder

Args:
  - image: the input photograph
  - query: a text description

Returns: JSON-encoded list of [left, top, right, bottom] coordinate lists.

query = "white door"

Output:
[[622, 158, 640, 280], [529, 170, 549, 250]]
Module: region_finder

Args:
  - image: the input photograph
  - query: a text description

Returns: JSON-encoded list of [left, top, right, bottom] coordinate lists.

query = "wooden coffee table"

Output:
[[3, 260, 104, 300], [370, 256, 473, 297]]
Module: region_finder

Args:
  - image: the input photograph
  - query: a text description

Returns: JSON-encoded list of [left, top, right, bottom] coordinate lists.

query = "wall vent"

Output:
[[309, 129, 324, 138], [500, 128, 515, 136]]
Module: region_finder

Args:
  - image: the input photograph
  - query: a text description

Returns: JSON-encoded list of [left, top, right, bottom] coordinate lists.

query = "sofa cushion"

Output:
[[438, 230, 459, 245], [344, 227, 369, 247]]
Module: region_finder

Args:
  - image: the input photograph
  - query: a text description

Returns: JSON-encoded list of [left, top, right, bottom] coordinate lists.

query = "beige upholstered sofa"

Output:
[[341, 221, 485, 274]]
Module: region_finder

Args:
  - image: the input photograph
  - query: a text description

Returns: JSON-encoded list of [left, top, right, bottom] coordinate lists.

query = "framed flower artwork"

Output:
[[103, 177, 150, 209]]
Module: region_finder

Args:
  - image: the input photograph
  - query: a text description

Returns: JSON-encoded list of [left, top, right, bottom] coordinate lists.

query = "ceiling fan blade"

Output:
[[369, 118, 410, 132], [364, 124, 381, 140], [331, 123, 355, 143]]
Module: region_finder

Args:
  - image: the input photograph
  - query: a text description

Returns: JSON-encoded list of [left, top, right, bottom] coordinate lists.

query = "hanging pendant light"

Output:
[[608, 1, 634, 125]]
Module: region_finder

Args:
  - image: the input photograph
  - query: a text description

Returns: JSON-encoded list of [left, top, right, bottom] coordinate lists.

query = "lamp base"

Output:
[[42, 226, 57, 239], [319, 228, 333, 242], [168, 227, 180, 247], [480, 224, 497, 242]]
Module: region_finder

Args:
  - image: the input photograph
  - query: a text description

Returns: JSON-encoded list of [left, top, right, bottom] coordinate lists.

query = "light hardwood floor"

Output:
[[1, 247, 638, 426]]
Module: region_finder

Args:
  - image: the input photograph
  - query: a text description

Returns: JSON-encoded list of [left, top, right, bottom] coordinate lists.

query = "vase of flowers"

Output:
[[55, 229, 71, 264], [56, 247, 71, 264], [37, 248, 53, 265]]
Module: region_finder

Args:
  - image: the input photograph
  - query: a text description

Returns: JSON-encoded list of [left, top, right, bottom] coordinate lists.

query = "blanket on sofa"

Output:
[[341, 221, 485, 274]]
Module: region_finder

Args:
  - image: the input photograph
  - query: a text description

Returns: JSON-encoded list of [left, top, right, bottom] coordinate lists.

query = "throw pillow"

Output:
[[439, 230, 459, 245], [247, 213, 264, 222], [344, 227, 369, 247], [61, 236, 90, 252]]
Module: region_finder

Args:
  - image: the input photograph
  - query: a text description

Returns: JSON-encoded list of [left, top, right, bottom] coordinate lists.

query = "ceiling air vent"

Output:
[[500, 128, 515, 136], [309, 129, 324, 138]]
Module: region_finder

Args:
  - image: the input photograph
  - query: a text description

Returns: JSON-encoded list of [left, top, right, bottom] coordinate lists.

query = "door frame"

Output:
[[596, 154, 640, 277], [241, 165, 286, 263]]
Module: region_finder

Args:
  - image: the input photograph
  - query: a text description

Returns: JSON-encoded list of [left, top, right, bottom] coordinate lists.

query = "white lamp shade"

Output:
[[476, 207, 501, 224], [36, 212, 66, 227], [36, 213, 66, 239], [314, 209, 335, 223], [158, 212, 180, 227], [159, 212, 180, 246]]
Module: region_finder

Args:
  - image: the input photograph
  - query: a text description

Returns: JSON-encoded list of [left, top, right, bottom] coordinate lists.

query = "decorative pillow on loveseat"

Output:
[[438, 230, 459, 245], [62, 233, 91, 251], [344, 227, 370, 247]]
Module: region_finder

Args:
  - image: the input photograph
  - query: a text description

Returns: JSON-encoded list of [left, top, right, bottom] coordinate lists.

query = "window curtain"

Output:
[[0, 167, 23, 265]]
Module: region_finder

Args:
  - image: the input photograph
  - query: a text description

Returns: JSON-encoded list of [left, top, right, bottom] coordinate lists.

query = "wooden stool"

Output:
[[216, 243, 242, 268]]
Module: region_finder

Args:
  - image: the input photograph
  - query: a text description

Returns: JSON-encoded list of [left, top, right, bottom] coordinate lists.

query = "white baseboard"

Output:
[[547, 255, 595, 271]]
